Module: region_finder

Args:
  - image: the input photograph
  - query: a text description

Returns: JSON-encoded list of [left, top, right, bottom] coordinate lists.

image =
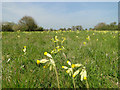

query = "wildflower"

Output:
[[44, 52, 52, 58], [96, 39, 98, 41], [86, 36, 90, 41], [37, 60, 40, 64], [7, 58, 11, 63], [37, 52, 60, 88], [93, 33, 95, 35], [43, 66, 46, 68], [67, 60, 71, 66], [23, 46, 26, 52], [80, 67, 87, 81], [62, 66, 68, 69], [72, 64, 82, 68], [73, 69, 80, 78], [72, 64, 75, 68], [83, 42, 86, 45], [66, 68, 73, 76]]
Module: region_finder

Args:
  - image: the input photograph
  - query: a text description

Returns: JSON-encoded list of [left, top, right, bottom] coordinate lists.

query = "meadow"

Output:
[[2, 30, 118, 88]]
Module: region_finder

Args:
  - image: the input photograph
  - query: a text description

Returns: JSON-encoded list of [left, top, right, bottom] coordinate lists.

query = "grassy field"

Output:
[[2, 30, 118, 88]]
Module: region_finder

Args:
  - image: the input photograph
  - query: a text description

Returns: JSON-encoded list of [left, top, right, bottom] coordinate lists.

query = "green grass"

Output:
[[2, 30, 118, 88]]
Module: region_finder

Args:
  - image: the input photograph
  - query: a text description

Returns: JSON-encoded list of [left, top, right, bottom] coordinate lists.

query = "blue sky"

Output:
[[2, 2, 118, 29]]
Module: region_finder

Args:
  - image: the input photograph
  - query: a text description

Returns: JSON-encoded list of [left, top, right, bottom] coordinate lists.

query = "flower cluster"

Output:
[[37, 52, 55, 71], [51, 36, 66, 54], [62, 60, 87, 81], [23, 46, 26, 53]]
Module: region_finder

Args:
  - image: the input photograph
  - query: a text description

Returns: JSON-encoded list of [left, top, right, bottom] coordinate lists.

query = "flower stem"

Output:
[[54, 66, 60, 89], [86, 80, 89, 88], [72, 70, 76, 88], [72, 76, 76, 88]]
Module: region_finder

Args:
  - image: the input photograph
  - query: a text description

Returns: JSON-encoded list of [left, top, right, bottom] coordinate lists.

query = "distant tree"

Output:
[[94, 22, 107, 30], [12, 24, 19, 31], [67, 28, 71, 31], [18, 16, 37, 31], [35, 26, 44, 31], [2, 22, 15, 31], [75, 25, 83, 31], [59, 28, 64, 31]]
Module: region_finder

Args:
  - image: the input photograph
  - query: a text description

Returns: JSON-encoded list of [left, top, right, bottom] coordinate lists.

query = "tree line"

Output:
[[1, 16, 118, 32]]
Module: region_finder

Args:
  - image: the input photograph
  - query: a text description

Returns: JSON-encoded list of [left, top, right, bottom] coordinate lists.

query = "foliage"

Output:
[[94, 22, 118, 30], [2, 22, 15, 31], [18, 16, 38, 31]]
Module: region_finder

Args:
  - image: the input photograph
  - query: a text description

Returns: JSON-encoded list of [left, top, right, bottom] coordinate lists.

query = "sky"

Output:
[[2, 2, 118, 29]]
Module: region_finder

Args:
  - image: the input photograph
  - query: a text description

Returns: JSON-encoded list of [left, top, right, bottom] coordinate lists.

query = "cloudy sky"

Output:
[[2, 2, 118, 29]]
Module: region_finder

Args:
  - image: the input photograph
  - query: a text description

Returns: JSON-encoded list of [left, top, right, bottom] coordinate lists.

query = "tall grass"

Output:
[[2, 30, 118, 88]]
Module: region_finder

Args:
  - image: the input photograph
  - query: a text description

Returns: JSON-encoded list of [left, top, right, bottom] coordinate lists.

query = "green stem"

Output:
[[54, 66, 60, 89], [86, 80, 89, 89], [72, 70, 76, 88], [72, 76, 76, 88]]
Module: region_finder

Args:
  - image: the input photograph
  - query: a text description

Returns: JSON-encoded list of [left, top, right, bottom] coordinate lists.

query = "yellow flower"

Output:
[[80, 67, 87, 81], [44, 52, 47, 55], [24, 46, 26, 48], [44, 52, 52, 58], [39, 59, 49, 63], [67, 61, 71, 66], [62, 66, 64, 68], [73, 75, 75, 77], [84, 76, 87, 80], [62, 66, 68, 69], [86, 36, 90, 40], [37, 60, 40, 64], [73, 69, 80, 78], [71, 64, 75, 68], [23, 46, 26, 52], [43, 66, 46, 68], [83, 42, 86, 45]]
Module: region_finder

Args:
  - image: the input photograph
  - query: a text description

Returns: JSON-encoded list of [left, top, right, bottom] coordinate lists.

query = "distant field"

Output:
[[2, 30, 118, 88]]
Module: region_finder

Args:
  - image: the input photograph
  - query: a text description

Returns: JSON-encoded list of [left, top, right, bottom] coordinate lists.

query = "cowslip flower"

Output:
[[86, 36, 90, 41], [36, 52, 60, 88], [62, 61, 73, 76], [23, 46, 26, 53], [44, 52, 52, 58], [80, 67, 87, 81], [83, 42, 86, 45], [37, 52, 55, 70]]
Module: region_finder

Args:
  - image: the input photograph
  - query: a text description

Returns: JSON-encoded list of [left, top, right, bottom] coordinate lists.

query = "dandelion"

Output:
[[96, 39, 98, 41]]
